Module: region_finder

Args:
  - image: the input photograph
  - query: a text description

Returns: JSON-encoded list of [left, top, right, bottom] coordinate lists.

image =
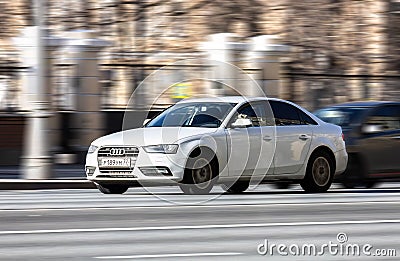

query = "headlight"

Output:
[[143, 144, 179, 154], [88, 145, 98, 154]]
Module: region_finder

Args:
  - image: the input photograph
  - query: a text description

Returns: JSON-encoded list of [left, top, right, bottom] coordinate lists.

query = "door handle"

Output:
[[299, 134, 310, 140], [392, 136, 400, 139], [263, 135, 272, 141]]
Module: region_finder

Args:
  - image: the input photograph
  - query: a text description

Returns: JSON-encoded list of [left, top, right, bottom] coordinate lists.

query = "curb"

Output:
[[0, 180, 96, 190]]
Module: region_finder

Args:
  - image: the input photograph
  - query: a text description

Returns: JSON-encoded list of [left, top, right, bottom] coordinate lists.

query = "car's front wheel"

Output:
[[96, 184, 129, 194], [179, 150, 218, 195], [300, 151, 334, 193]]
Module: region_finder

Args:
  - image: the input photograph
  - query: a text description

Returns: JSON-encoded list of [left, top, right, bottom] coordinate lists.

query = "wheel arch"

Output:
[[308, 145, 336, 174], [185, 146, 220, 177]]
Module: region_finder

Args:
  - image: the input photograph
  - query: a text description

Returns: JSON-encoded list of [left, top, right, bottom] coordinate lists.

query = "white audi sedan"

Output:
[[86, 97, 347, 194]]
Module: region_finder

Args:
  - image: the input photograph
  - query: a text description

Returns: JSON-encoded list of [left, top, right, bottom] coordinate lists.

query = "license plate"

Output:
[[99, 157, 131, 168]]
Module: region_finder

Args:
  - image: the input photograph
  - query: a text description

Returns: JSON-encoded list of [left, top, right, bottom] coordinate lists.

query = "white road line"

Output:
[[1, 200, 400, 212], [94, 252, 243, 259], [2, 193, 400, 203], [1, 219, 400, 235]]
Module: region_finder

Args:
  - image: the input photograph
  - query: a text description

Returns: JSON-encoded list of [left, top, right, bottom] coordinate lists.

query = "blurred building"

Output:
[[1, 0, 400, 165], [2, 1, 400, 107]]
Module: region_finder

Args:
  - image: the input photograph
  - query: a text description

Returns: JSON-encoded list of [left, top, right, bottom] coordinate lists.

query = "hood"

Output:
[[92, 127, 218, 147]]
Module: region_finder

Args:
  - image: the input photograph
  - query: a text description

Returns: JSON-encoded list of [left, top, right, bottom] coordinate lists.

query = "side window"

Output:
[[270, 101, 302, 126], [364, 105, 400, 132], [230, 102, 271, 127], [298, 110, 318, 125]]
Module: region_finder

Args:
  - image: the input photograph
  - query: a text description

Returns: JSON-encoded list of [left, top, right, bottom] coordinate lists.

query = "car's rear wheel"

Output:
[[179, 149, 218, 195], [300, 151, 334, 193], [96, 184, 129, 194], [221, 180, 249, 194]]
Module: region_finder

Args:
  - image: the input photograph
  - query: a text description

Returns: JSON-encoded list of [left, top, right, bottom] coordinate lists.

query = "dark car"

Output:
[[314, 101, 400, 188]]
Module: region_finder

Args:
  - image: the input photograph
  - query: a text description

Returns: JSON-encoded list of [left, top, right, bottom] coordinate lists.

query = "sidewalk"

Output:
[[0, 165, 96, 190]]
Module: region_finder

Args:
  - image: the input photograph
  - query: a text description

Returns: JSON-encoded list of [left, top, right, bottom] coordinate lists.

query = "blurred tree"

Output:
[[0, 0, 397, 104], [185, 0, 264, 36], [0, 2, 11, 38]]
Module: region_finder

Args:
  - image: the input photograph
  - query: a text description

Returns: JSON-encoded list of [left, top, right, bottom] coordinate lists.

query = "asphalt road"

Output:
[[0, 184, 400, 260]]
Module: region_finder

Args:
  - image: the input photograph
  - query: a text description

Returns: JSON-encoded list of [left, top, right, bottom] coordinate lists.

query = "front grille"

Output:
[[98, 147, 139, 157], [98, 146, 139, 175]]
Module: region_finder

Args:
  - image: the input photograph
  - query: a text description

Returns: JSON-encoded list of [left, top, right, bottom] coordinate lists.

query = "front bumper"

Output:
[[85, 146, 186, 185]]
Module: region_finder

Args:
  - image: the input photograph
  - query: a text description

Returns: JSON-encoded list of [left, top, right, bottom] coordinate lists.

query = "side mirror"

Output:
[[143, 119, 151, 126], [362, 124, 382, 134], [231, 118, 252, 128]]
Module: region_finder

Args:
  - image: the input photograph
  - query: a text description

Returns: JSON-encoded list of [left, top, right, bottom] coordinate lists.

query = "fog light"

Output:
[[86, 166, 96, 176], [139, 167, 172, 176]]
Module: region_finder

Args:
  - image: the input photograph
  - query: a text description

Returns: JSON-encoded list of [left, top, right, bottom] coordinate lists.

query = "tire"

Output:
[[300, 151, 334, 193], [96, 184, 129, 194], [273, 182, 292, 190], [221, 180, 249, 194], [179, 148, 218, 195]]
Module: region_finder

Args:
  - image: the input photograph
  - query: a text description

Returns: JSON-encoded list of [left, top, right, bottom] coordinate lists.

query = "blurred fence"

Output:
[[99, 63, 215, 110], [284, 72, 400, 111], [1, 63, 214, 112], [3, 65, 400, 113], [53, 63, 214, 111]]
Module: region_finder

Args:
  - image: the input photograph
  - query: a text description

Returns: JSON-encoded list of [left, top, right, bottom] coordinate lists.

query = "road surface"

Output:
[[0, 184, 399, 260]]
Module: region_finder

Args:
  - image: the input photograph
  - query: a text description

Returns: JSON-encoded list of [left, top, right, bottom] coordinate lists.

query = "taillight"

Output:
[[341, 133, 345, 141]]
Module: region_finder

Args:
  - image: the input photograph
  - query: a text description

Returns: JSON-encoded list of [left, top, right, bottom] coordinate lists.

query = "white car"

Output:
[[86, 97, 347, 194]]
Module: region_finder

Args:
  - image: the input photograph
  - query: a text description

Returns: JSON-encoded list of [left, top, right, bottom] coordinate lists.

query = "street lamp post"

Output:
[[21, 0, 52, 179]]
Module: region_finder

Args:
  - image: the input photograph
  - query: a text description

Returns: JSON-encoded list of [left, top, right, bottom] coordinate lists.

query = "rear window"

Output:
[[314, 107, 369, 127]]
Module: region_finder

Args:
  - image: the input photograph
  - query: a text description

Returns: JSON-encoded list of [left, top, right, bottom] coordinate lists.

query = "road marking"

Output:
[[1, 219, 400, 235], [2, 200, 400, 212], [94, 252, 243, 259]]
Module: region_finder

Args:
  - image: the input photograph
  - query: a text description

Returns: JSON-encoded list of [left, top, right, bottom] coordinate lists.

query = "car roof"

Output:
[[177, 96, 285, 104], [329, 101, 400, 108], [176, 96, 324, 125]]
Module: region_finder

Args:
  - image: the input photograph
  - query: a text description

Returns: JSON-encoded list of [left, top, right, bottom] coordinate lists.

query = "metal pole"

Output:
[[36, 0, 44, 108], [21, 0, 52, 179]]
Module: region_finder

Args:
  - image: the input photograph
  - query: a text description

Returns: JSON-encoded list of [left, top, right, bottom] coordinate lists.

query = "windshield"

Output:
[[314, 107, 369, 127], [146, 102, 237, 128]]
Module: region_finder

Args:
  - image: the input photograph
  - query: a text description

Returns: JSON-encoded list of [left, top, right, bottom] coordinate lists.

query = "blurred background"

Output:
[[1, 0, 400, 178]]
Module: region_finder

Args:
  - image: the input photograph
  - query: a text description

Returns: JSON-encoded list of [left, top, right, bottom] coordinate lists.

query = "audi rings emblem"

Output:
[[109, 148, 125, 156]]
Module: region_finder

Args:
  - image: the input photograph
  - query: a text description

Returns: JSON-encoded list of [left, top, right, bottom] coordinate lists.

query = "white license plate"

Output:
[[99, 157, 131, 168]]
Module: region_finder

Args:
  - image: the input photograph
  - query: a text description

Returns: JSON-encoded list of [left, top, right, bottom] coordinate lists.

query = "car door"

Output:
[[359, 105, 400, 175], [270, 100, 314, 174], [225, 101, 275, 178]]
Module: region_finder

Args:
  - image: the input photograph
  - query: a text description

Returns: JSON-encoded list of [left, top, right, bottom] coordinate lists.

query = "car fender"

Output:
[[292, 138, 337, 180], [177, 131, 228, 177], [309, 135, 338, 155]]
